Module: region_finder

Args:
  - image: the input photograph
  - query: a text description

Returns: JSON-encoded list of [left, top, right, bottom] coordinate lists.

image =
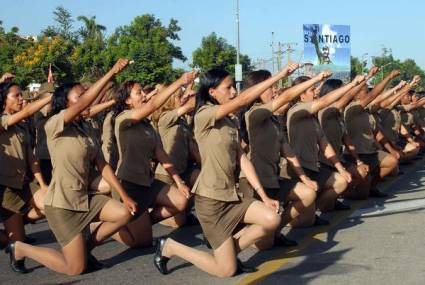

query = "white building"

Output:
[[27, 82, 41, 92]]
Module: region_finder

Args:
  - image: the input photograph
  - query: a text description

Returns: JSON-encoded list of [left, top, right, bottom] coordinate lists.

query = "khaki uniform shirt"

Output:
[[318, 103, 346, 166], [287, 101, 324, 172], [0, 113, 31, 189], [344, 101, 377, 154], [418, 107, 425, 121], [412, 109, 423, 127], [399, 105, 415, 129], [101, 111, 118, 168], [115, 110, 159, 186], [155, 109, 191, 176], [192, 103, 239, 202], [34, 108, 50, 160], [240, 102, 284, 188], [44, 110, 99, 211], [378, 108, 401, 144]]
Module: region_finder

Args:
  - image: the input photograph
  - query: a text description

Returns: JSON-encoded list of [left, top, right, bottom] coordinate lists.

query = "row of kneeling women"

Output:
[[0, 60, 423, 277]]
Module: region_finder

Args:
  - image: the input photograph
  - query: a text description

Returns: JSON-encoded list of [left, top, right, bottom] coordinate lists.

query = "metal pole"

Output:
[[235, 0, 241, 94], [271, 32, 275, 74]]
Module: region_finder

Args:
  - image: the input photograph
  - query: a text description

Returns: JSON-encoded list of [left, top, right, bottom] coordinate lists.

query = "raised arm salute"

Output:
[[152, 67, 298, 278], [5, 59, 138, 276]]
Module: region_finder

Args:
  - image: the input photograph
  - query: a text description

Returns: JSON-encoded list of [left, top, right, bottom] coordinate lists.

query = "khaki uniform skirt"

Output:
[[0, 183, 32, 222], [195, 194, 255, 250], [45, 194, 109, 247], [112, 179, 166, 219]]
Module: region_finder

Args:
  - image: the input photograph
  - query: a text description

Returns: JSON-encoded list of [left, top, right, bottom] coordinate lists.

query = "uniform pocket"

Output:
[[205, 177, 227, 190], [62, 180, 83, 191]]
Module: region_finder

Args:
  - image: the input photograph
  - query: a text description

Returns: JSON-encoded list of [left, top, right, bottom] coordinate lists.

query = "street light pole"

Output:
[[235, 0, 242, 94]]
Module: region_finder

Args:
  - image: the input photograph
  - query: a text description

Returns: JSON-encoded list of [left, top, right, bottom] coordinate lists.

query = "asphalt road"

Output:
[[1, 158, 425, 285]]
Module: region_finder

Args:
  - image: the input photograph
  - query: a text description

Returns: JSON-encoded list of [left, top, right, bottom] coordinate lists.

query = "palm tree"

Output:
[[77, 15, 106, 41]]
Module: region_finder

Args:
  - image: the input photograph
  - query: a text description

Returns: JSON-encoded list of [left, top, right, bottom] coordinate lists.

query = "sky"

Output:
[[1, 0, 425, 70]]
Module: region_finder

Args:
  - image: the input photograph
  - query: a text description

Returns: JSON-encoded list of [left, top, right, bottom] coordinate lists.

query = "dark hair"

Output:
[[290, 76, 312, 104], [239, 70, 272, 144], [111, 80, 138, 126], [319, 79, 343, 97], [195, 68, 230, 113], [50, 82, 81, 116], [0, 82, 20, 113], [292, 76, 311, 87]]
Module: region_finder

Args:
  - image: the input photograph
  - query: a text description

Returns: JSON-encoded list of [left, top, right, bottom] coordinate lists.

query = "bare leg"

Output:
[[280, 182, 316, 228], [161, 201, 280, 277], [289, 202, 316, 228], [317, 173, 348, 212], [112, 211, 153, 248], [89, 199, 132, 248], [14, 233, 87, 276], [342, 164, 370, 200], [379, 154, 398, 179], [150, 185, 188, 224], [160, 169, 200, 228], [163, 237, 238, 277], [235, 200, 281, 251]]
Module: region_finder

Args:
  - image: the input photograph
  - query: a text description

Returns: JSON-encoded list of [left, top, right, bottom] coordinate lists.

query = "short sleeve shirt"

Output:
[[240, 102, 283, 188], [377, 108, 401, 144], [192, 103, 240, 202], [318, 103, 346, 166], [155, 109, 191, 176], [399, 105, 415, 129], [0, 113, 31, 189], [344, 101, 377, 154], [44, 110, 99, 211], [287, 101, 324, 172], [115, 110, 159, 186], [34, 109, 50, 160], [101, 111, 118, 168]]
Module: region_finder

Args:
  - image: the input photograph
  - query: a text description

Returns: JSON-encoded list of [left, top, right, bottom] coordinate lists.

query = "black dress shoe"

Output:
[[203, 234, 212, 249], [369, 188, 388, 198], [236, 258, 257, 274], [274, 234, 298, 247], [153, 237, 170, 275], [314, 215, 330, 226], [5, 242, 29, 274], [86, 253, 111, 272], [397, 171, 405, 176], [334, 200, 351, 211]]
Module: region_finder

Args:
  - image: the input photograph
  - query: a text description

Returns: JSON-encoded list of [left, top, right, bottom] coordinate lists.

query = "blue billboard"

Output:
[[303, 24, 351, 81]]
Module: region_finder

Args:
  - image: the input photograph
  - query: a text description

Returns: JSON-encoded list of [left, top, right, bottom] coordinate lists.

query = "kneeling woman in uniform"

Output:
[[152, 67, 296, 278], [5, 59, 137, 276], [152, 85, 201, 227], [238, 68, 333, 247], [110, 71, 197, 248], [0, 82, 51, 248]]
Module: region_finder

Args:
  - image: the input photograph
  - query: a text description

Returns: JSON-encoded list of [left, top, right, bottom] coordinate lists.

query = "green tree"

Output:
[[191, 32, 253, 76], [372, 48, 425, 89], [0, 23, 33, 81], [71, 15, 107, 81], [350, 56, 366, 79], [103, 14, 186, 85], [13, 36, 75, 86], [41, 6, 76, 42]]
